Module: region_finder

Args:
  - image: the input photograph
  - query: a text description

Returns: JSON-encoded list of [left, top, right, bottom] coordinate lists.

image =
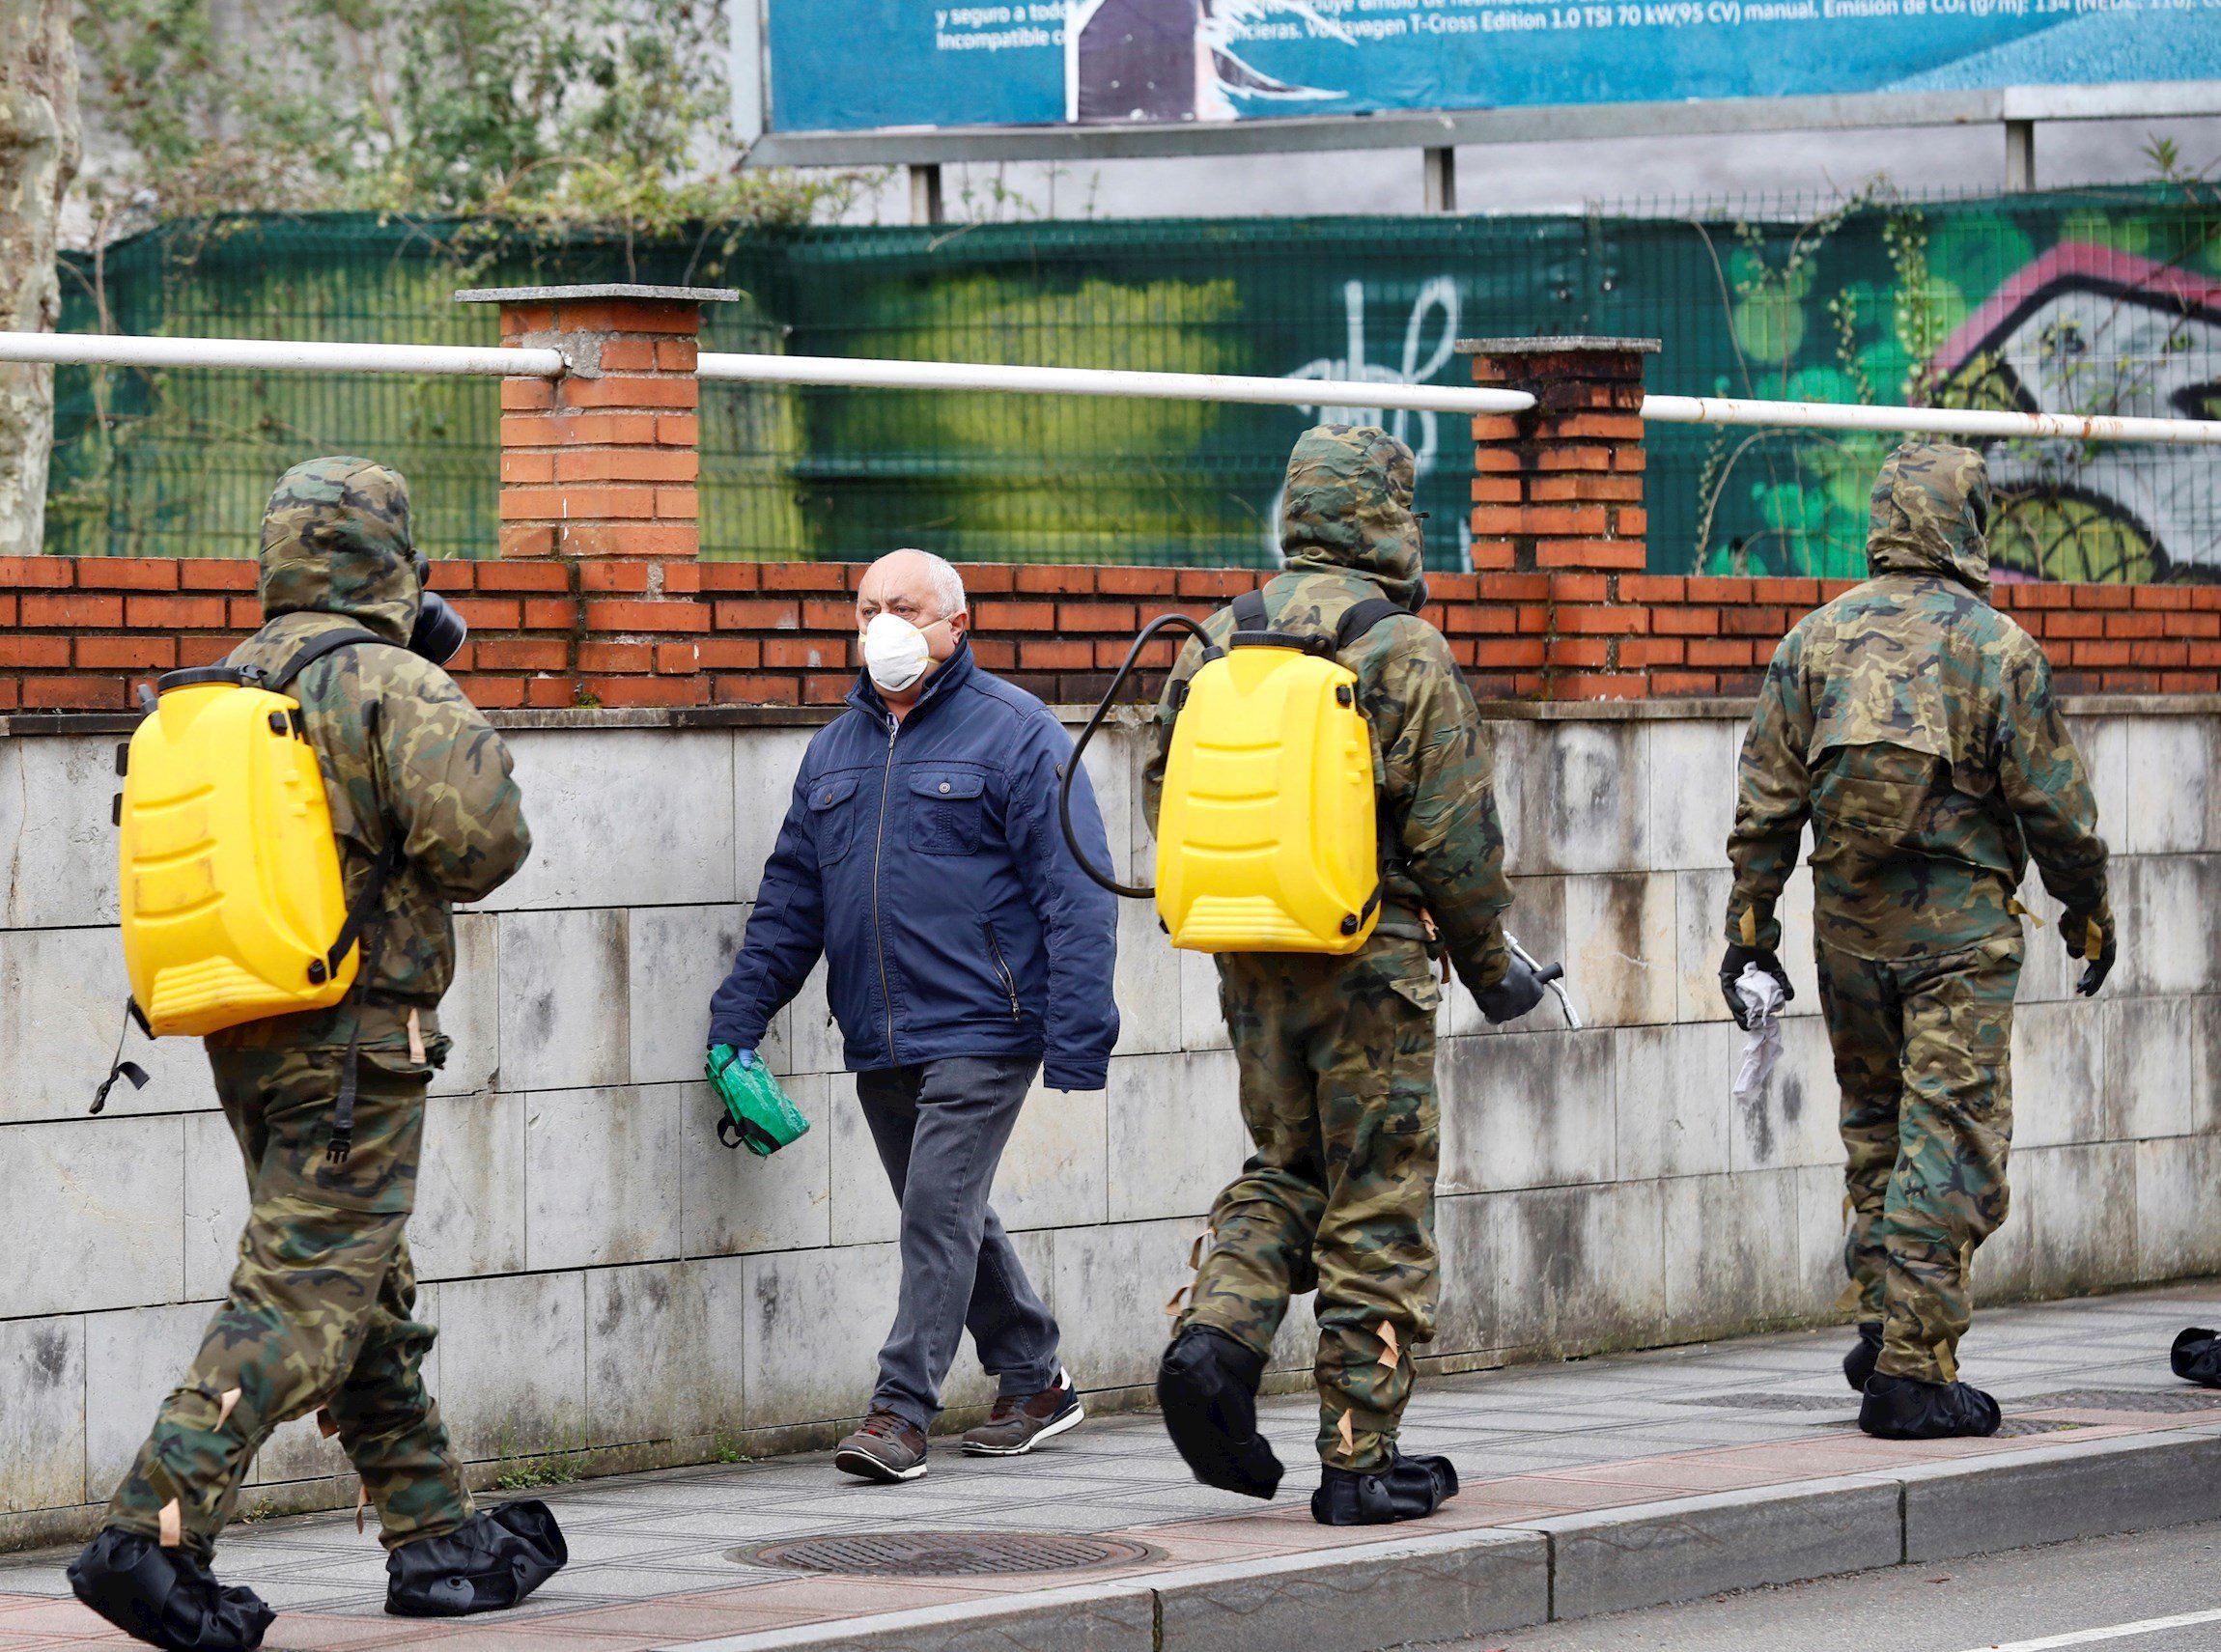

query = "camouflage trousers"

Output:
[[1817, 934, 2022, 1386], [1179, 936, 1442, 1472], [105, 1046, 473, 1556]]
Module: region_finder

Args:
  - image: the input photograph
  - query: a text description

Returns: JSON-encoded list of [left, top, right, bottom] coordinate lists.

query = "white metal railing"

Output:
[[693, 350, 1534, 416], [1640, 394, 2221, 448], [0, 330, 1529, 416], [10, 330, 2221, 444], [0, 331, 565, 379]]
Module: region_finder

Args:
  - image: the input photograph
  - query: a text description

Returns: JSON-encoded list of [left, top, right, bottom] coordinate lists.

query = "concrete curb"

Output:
[[657, 1424, 2221, 1652]]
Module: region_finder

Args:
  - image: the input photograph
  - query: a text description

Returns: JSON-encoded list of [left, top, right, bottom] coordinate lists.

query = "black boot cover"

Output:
[[2172, 1328, 2221, 1387], [1842, 1322, 1883, 1391], [1310, 1450, 1461, 1526], [1858, 1373, 2001, 1440], [385, 1499, 568, 1617], [1156, 1326, 1283, 1499], [67, 1527, 274, 1652]]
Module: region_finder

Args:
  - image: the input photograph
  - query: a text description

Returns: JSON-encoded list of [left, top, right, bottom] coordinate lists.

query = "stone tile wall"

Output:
[[1, 702, 2214, 1545]]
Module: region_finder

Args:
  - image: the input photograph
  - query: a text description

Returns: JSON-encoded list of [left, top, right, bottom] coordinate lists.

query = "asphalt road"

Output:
[[1471, 1519, 2221, 1652]]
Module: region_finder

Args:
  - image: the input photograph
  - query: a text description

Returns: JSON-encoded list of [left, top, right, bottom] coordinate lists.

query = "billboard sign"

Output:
[[759, 0, 2221, 139]]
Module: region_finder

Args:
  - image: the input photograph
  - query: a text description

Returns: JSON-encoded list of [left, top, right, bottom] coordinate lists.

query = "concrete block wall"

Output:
[[2, 699, 2216, 1547]]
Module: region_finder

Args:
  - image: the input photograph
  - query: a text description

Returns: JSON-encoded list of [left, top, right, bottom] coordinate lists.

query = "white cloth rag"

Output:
[[1732, 963, 1785, 1109]]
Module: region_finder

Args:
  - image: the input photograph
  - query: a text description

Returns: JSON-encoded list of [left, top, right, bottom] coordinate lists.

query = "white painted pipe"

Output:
[[11, 329, 2221, 446], [0, 331, 565, 378], [696, 350, 1539, 415], [1640, 393, 2221, 447]]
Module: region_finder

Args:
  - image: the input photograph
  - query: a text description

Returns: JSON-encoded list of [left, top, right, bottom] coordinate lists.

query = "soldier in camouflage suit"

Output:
[[1144, 425, 1549, 1526], [1725, 440, 2113, 1442], [70, 460, 565, 1652]]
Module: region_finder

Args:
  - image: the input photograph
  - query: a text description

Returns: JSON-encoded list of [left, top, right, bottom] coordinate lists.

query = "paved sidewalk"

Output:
[[6, 1283, 2221, 1651]]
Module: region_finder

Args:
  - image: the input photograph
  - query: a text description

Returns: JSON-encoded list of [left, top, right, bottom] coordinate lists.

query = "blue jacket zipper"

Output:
[[983, 921, 1021, 1023], [869, 714, 900, 1065]]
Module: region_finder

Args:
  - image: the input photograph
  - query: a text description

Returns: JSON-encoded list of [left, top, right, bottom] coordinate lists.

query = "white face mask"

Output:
[[861, 610, 939, 694]]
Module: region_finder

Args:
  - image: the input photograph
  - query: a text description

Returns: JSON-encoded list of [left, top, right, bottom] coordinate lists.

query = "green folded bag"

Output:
[[706, 1045, 811, 1157]]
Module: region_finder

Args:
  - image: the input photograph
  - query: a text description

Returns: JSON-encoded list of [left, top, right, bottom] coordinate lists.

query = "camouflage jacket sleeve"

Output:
[[1996, 639, 2109, 926], [1726, 628, 1816, 952], [361, 651, 532, 905], [1369, 618, 1512, 993]]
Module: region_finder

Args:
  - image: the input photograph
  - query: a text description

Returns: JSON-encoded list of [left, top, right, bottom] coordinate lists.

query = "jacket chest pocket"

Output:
[[810, 775, 862, 864], [910, 770, 986, 855]]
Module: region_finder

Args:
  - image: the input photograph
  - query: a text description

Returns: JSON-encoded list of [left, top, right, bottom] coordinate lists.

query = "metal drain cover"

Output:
[[1668, 1391, 1854, 1412], [731, 1531, 1161, 1578], [2017, 1388, 2221, 1414], [1994, 1417, 2082, 1438]]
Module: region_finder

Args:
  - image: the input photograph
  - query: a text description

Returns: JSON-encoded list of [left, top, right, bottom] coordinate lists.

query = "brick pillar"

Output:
[[458, 283, 733, 709], [1458, 336, 1658, 700]]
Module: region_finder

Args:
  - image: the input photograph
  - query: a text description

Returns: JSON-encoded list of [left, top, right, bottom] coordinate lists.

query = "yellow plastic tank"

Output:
[[1154, 645, 1380, 953], [119, 677, 357, 1036]]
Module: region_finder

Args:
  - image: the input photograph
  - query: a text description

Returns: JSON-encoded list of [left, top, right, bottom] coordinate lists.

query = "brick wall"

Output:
[[0, 555, 581, 713], [482, 287, 712, 708], [1618, 574, 2221, 698], [5, 553, 2215, 715], [7, 303, 2217, 715]]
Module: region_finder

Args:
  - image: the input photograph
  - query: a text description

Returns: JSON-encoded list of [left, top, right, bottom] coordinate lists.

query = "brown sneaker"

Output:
[[834, 1410, 929, 1482], [962, 1368, 1085, 1457]]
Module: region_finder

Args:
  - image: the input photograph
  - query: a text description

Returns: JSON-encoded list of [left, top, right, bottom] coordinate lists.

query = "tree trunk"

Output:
[[0, 0, 81, 558]]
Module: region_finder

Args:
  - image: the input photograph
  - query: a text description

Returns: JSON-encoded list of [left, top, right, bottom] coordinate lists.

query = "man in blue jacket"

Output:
[[708, 549, 1121, 1483]]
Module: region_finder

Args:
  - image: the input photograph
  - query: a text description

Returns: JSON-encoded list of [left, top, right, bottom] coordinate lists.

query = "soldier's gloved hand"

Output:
[[1719, 944, 1794, 1030], [1476, 953, 1550, 1024], [2064, 911, 2117, 997]]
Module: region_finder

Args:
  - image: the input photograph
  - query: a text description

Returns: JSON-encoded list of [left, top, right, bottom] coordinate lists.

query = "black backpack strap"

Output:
[[89, 1000, 151, 1115], [1228, 586, 1335, 656], [1335, 597, 1406, 654], [1333, 595, 1412, 909], [318, 837, 406, 985], [260, 627, 408, 1167], [263, 627, 395, 694]]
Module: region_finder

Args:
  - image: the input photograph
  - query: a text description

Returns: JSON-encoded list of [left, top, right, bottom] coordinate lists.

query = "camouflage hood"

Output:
[[1279, 424, 1427, 609], [257, 457, 421, 646], [1865, 440, 1994, 599]]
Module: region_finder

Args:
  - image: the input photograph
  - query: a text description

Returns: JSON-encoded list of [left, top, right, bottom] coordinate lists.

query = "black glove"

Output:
[[1719, 944, 1793, 1030], [2064, 910, 2117, 997], [1476, 952, 1552, 1024]]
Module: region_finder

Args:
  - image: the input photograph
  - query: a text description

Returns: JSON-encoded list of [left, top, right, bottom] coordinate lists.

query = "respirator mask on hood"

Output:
[[408, 553, 467, 665]]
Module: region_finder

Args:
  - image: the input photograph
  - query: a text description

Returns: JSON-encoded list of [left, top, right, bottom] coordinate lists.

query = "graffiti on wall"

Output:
[[54, 198, 2221, 576], [1274, 274, 1471, 568], [1700, 198, 2221, 585], [1933, 244, 2221, 583]]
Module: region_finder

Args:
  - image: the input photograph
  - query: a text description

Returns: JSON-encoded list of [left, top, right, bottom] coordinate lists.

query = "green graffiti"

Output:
[[49, 193, 2221, 581]]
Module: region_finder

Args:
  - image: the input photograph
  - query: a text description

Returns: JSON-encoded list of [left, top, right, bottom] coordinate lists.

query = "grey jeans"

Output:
[[855, 1054, 1062, 1432]]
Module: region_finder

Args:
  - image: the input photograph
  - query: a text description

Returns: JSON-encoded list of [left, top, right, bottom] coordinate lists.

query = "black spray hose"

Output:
[[1059, 610, 1217, 901]]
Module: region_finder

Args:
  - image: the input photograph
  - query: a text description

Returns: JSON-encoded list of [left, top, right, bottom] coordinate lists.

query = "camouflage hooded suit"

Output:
[[1144, 425, 1514, 1472], [1727, 441, 2110, 1386], [105, 458, 531, 1557]]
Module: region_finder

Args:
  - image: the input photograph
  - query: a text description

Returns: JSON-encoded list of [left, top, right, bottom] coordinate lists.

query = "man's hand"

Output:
[[1719, 944, 1794, 1029], [707, 1044, 757, 1079], [1476, 953, 1550, 1024], [2063, 910, 2117, 997]]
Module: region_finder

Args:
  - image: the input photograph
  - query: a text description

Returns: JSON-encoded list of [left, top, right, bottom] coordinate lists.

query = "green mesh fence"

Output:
[[48, 187, 2221, 578]]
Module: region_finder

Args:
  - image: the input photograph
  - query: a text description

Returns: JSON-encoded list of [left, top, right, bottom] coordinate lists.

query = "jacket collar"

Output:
[[845, 636, 977, 726]]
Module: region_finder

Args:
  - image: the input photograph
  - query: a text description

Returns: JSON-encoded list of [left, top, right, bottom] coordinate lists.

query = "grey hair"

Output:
[[892, 547, 968, 618]]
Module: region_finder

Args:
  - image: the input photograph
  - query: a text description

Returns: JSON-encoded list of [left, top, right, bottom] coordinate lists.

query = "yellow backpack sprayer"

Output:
[[1059, 586, 1581, 1026], [97, 630, 412, 1129], [1059, 588, 1404, 953], [97, 574, 473, 1149]]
